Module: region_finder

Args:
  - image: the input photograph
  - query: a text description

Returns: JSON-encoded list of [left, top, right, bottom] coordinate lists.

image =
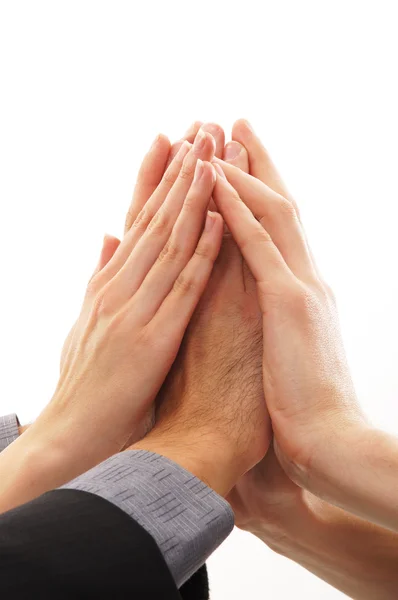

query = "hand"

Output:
[[0, 131, 223, 511], [220, 123, 330, 538], [212, 120, 368, 502], [128, 122, 272, 497]]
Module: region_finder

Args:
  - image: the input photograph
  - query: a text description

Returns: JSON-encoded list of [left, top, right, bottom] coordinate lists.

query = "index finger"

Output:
[[212, 171, 291, 293]]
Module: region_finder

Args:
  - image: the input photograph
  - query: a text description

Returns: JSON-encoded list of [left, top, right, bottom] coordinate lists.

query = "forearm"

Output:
[[298, 423, 398, 533], [256, 497, 398, 600]]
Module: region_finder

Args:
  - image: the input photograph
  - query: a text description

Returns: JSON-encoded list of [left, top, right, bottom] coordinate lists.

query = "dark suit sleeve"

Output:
[[0, 489, 183, 600]]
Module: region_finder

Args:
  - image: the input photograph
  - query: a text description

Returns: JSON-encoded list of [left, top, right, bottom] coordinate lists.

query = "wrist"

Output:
[[282, 419, 398, 531], [127, 428, 240, 497], [277, 415, 368, 494], [0, 426, 68, 512]]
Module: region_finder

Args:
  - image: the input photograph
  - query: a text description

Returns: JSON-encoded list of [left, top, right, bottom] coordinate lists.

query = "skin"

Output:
[[219, 121, 398, 599], [212, 128, 398, 535], [0, 132, 224, 512], [6, 120, 398, 597], [121, 120, 398, 597], [123, 121, 272, 495]]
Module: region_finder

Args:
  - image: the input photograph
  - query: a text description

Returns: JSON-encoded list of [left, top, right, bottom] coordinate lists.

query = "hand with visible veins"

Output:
[[0, 130, 224, 512]]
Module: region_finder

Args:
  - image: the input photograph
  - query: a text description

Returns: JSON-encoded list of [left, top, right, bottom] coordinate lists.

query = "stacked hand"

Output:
[[3, 118, 398, 600], [0, 131, 225, 509]]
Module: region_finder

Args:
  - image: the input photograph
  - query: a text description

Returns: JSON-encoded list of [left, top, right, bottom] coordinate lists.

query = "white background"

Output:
[[1, 1, 398, 598]]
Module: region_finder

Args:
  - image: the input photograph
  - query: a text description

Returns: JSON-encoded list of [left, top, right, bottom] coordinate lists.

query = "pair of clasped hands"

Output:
[[2, 120, 398, 569]]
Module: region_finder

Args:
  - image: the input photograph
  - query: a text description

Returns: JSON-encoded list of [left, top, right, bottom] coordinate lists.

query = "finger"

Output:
[[232, 119, 292, 203], [212, 171, 292, 303], [94, 142, 191, 290], [183, 121, 204, 143], [167, 140, 184, 167], [200, 123, 225, 158], [223, 141, 249, 173], [150, 210, 223, 335], [90, 234, 121, 281], [125, 134, 171, 234], [166, 121, 203, 167], [221, 141, 254, 291], [131, 161, 217, 322], [212, 159, 315, 282], [106, 136, 216, 305], [232, 119, 321, 274]]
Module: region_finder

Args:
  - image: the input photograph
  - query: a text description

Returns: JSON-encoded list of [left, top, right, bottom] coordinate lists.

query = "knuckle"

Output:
[[277, 198, 298, 221], [162, 167, 177, 188], [241, 228, 272, 252], [124, 209, 134, 230], [179, 161, 195, 181], [194, 240, 213, 260], [91, 290, 111, 318], [173, 272, 197, 295], [147, 209, 171, 236], [132, 207, 151, 231], [85, 275, 102, 299], [158, 240, 183, 264]]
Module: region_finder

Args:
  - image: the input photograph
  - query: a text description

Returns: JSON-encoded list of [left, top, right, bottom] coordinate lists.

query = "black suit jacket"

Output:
[[0, 489, 209, 599]]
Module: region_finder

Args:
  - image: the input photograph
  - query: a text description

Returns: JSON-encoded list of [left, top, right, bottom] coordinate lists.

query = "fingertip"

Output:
[[213, 163, 227, 180], [183, 121, 204, 141], [203, 211, 224, 251], [210, 210, 223, 229], [98, 234, 121, 271], [150, 133, 171, 155], [231, 119, 257, 148], [201, 122, 225, 158], [103, 233, 120, 245]]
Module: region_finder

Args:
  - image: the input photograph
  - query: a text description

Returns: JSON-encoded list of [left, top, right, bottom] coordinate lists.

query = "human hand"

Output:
[[127, 123, 271, 497], [212, 120, 368, 505], [0, 132, 223, 511], [220, 124, 324, 539]]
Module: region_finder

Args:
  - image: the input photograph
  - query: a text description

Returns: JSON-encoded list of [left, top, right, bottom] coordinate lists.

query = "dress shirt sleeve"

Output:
[[0, 414, 20, 452], [61, 449, 234, 588]]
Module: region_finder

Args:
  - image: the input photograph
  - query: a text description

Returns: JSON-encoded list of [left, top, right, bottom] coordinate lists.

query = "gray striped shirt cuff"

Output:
[[0, 414, 19, 452], [61, 450, 234, 587]]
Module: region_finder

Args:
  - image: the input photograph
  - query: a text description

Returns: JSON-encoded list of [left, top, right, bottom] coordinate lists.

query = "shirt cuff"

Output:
[[0, 414, 20, 452], [61, 450, 234, 587]]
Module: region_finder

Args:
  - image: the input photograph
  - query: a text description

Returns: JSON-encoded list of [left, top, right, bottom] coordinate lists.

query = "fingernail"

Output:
[[174, 140, 191, 162], [183, 121, 203, 137], [194, 159, 204, 182], [201, 122, 222, 137], [193, 129, 206, 153], [213, 163, 227, 180], [204, 211, 216, 231], [223, 141, 242, 161]]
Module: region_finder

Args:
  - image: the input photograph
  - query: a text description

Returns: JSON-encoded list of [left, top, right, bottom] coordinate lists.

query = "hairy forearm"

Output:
[[257, 497, 398, 600]]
